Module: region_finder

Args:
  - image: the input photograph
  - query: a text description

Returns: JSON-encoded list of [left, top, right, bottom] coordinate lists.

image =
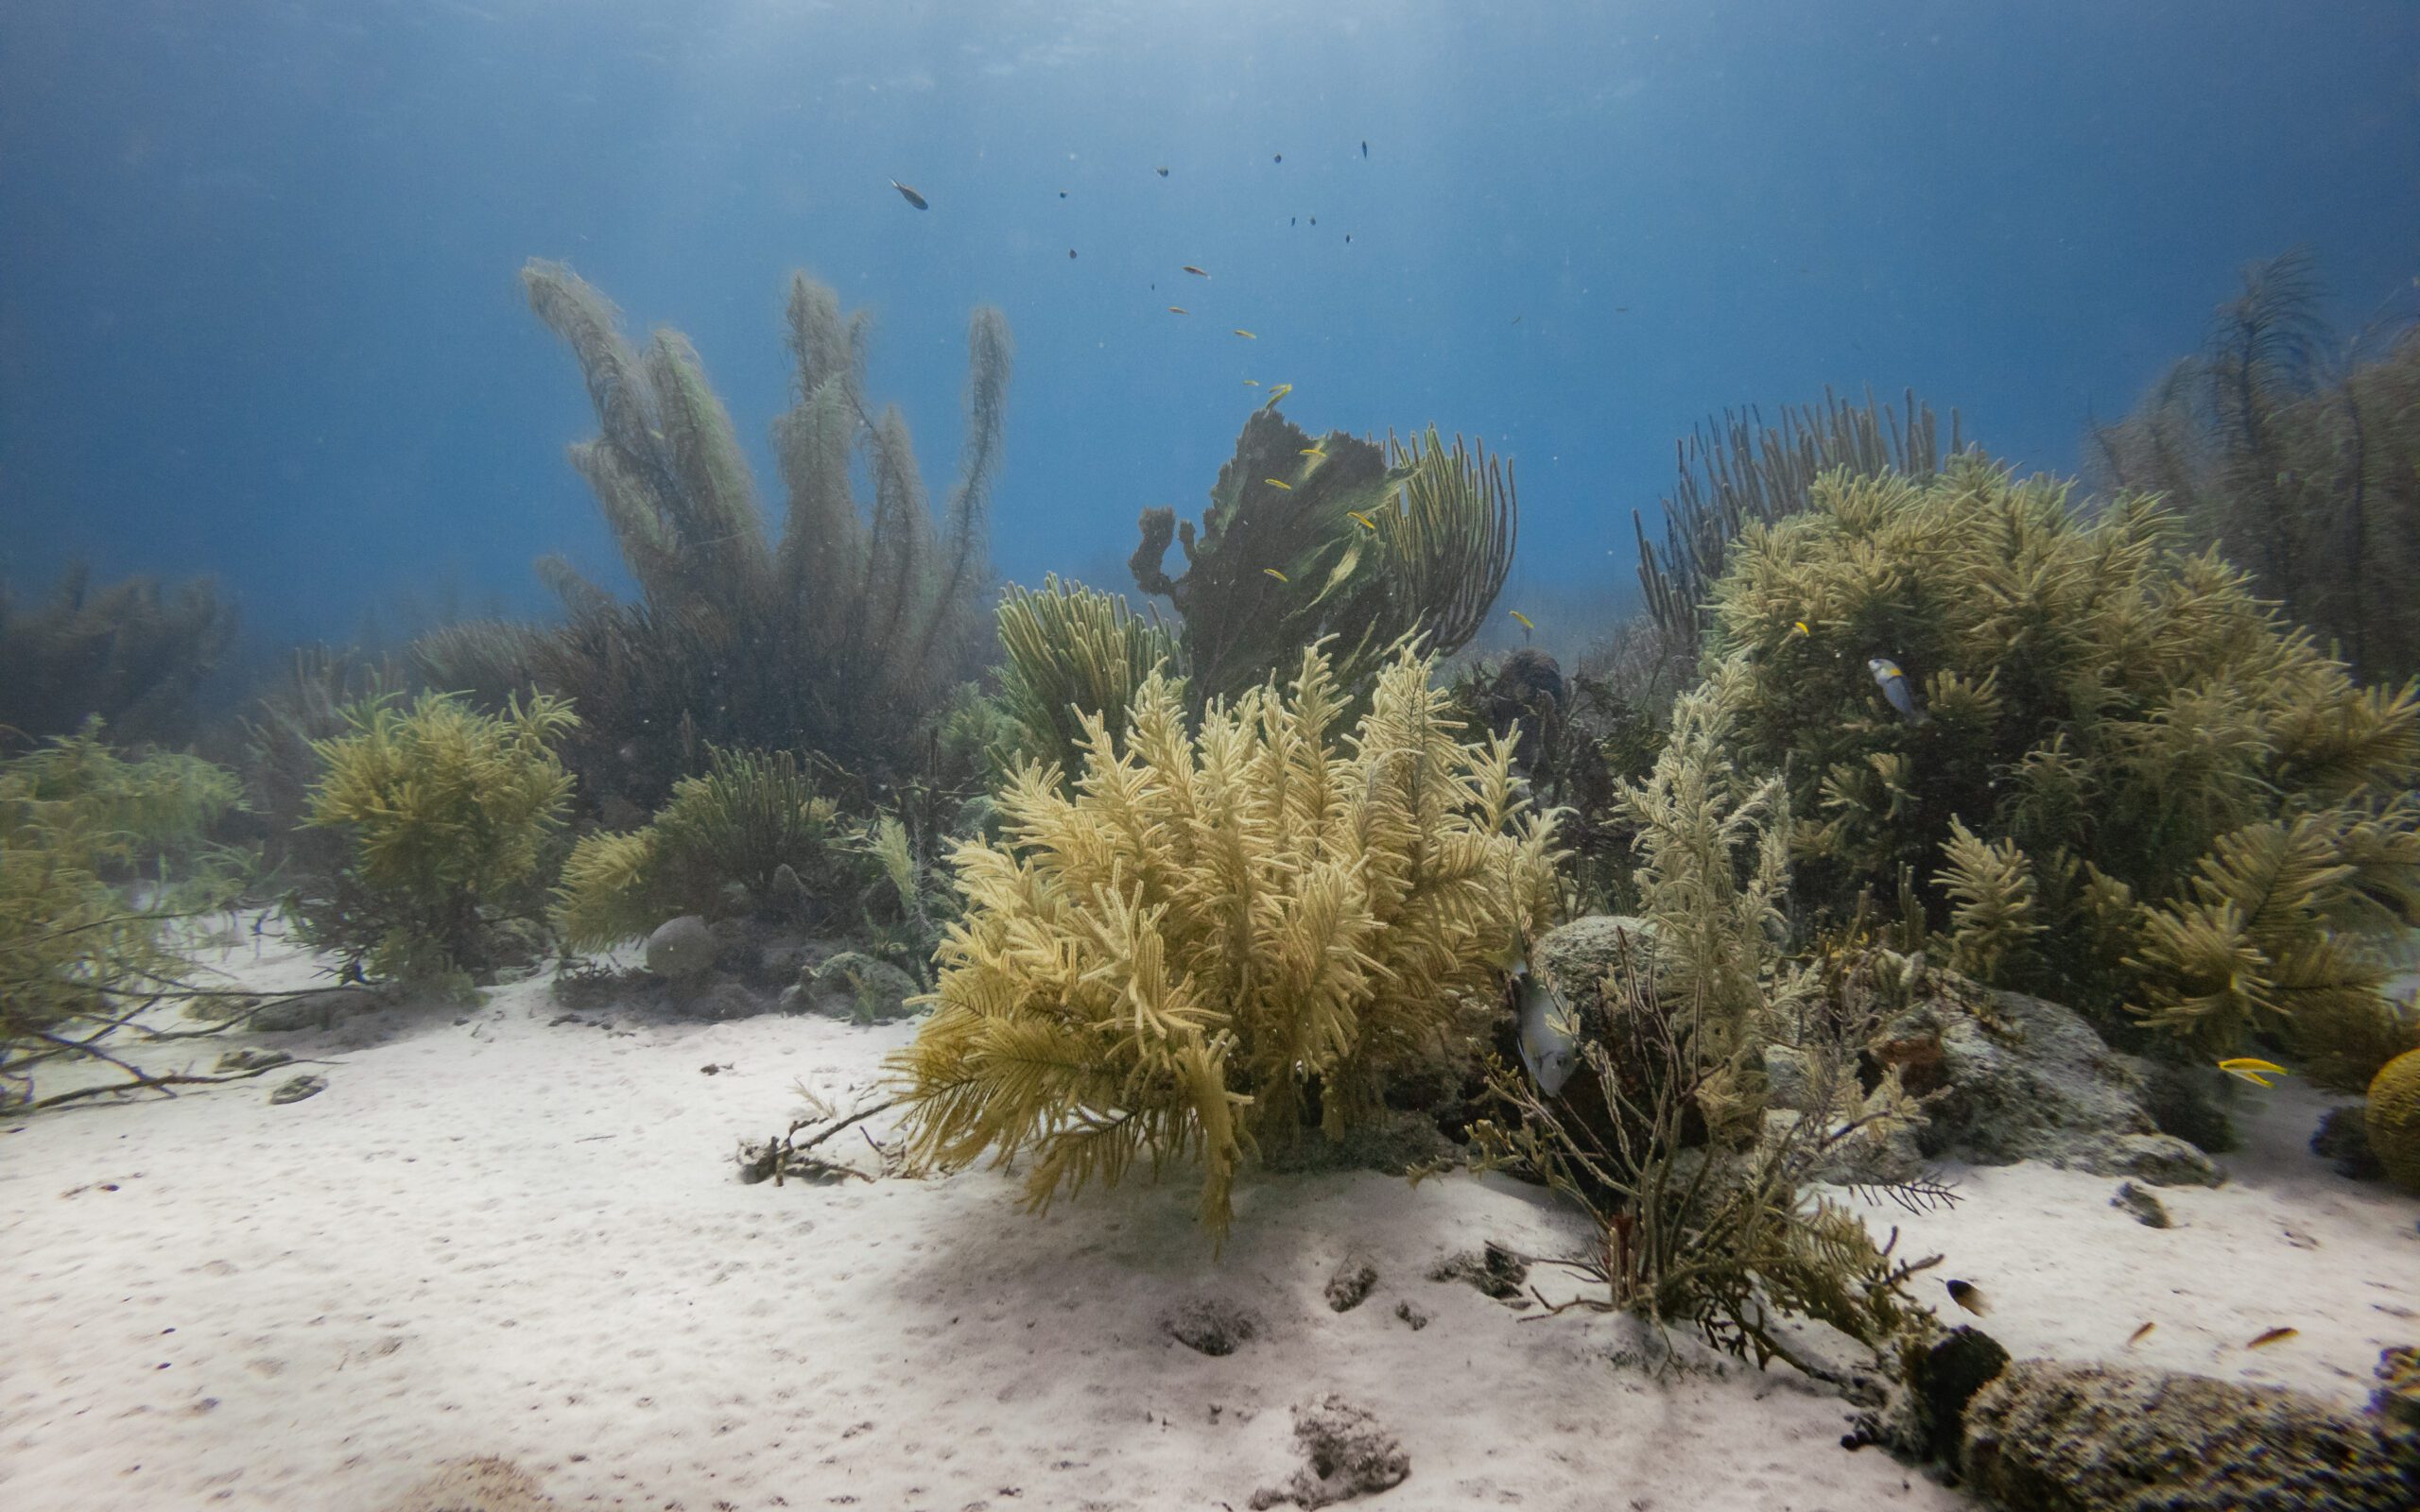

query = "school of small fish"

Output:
[[886, 136, 1406, 368]]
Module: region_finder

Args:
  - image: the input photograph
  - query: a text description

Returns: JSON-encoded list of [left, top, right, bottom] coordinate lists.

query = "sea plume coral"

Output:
[[419, 261, 1010, 810], [553, 747, 868, 952], [888, 644, 1560, 1243], [2090, 250, 2420, 682], [0, 562, 239, 749], [994, 575, 1183, 780]]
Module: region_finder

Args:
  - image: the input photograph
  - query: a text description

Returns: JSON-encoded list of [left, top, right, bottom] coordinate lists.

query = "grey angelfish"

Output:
[[1868, 657, 1930, 725], [1512, 963, 1581, 1096]]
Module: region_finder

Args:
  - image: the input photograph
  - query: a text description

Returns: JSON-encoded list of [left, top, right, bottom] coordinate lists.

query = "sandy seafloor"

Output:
[[4, 922, 2415, 1512]]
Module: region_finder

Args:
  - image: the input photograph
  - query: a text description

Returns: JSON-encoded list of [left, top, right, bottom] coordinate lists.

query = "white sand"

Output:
[[3, 925, 2412, 1512], [1838, 1076, 2420, 1412]]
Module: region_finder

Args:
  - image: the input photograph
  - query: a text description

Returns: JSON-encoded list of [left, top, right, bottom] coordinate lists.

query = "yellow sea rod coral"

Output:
[[2369, 1048, 2420, 1193], [888, 644, 1561, 1243]]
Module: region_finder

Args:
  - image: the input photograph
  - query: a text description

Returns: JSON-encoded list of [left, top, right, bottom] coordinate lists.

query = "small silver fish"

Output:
[[1869, 657, 1930, 725], [1512, 964, 1579, 1096]]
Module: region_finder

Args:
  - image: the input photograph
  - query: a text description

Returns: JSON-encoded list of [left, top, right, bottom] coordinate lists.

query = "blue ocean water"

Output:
[[2, 0, 2414, 653]]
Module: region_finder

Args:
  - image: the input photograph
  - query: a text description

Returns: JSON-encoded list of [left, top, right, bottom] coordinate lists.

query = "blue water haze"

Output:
[[2, 0, 2413, 657]]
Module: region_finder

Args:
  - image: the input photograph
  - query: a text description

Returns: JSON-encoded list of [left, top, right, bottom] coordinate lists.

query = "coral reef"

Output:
[[0, 561, 239, 750], [1710, 457, 2420, 1085], [890, 644, 1559, 1243], [2367, 1046, 2420, 1192], [285, 691, 578, 994], [418, 261, 1010, 810], [554, 747, 867, 953], [1132, 407, 1512, 712], [1959, 1356, 2420, 1511], [2091, 250, 2420, 682]]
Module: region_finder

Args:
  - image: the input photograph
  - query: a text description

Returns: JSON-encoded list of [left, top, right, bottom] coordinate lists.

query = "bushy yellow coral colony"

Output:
[[890, 644, 1560, 1241], [1714, 461, 2420, 1086]]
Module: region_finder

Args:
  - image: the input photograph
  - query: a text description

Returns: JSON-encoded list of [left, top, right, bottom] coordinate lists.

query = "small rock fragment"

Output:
[[1392, 1300, 1429, 1332], [215, 1047, 291, 1074], [1249, 1394, 1409, 1509], [2110, 1180, 2171, 1228], [1164, 1297, 1260, 1356], [2372, 1346, 2420, 1433], [268, 1074, 328, 1105], [1427, 1242, 1528, 1301], [250, 988, 372, 1033], [2312, 1105, 2385, 1180], [1323, 1260, 1377, 1314]]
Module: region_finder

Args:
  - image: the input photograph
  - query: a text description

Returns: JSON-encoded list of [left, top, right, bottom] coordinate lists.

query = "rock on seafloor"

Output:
[[1959, 1356, 2420, 1511], [643, 914, 717, 980], [1249, 1394, 1410, 1510]]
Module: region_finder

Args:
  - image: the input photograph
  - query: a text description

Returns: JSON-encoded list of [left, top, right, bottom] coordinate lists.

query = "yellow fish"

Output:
[[1183, 265, 1210, 277], [1264, 478, 1292, 490], [1234, 329, 1256, 339], [1510, 610, 1535, 632], [1261, 383, 1293, 409], [1347, 510, 1377, 532], [2218, 1057, 2290, 1089], [1167, 305, 1189, 315], [1263, 568, 1289, 583], [1789, 620, 1810, 638], [2246, 1327, 2298, 1349]]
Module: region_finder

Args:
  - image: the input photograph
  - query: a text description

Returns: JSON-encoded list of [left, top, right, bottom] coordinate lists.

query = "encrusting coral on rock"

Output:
[[2367, 1046, 2420, 1193], [1958, 1355, 2420, 1512]]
